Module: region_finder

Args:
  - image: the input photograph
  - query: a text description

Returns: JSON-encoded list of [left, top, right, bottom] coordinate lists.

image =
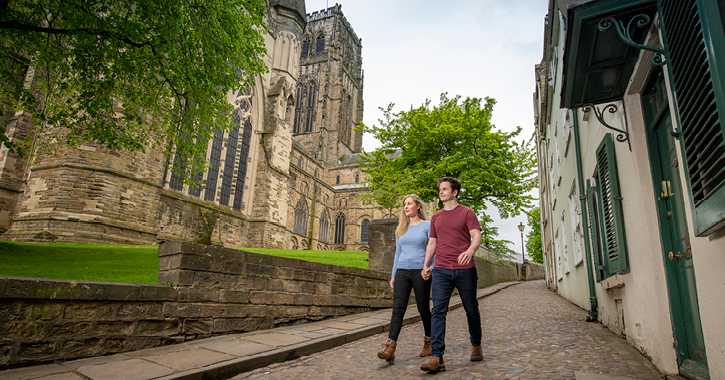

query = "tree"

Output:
[[0, 0, 268, 180], [358, 93, 538, 249], [525, 207, 543, 264]]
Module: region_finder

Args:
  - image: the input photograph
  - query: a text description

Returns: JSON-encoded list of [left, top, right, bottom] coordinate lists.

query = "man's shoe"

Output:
[[470, 345, 483, 361], [377, 339, 396, 364], [419, 336, 432, 357], [420, 356, 445, 373]]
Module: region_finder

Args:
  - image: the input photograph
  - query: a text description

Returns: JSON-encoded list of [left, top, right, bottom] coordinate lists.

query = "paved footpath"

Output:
[[0, 281, 668, 380], [232, 280, 664, 380]]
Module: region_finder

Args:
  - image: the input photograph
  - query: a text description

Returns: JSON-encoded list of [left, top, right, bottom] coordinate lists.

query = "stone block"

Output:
[[277, 267, 295, 280], [179, 255, 213, 271], [64, 302, 115, 320], [200, 304, 226, 318], [139, 285, 177, 301], [0, 277, 6, 298], [265, 278, 285, 291], [248, 291, 273, 305], [225, 304, 268, 318], [245, 263, 277, 278], [93, 321, 134, 335], [0, 302, 29, 322], [48, 321, 93, 337], [68, 282, 105, 300], [117, 303, 163, 319], [314, 272, 331, 283], [177, 288, 219, 303], [124, 337, 162, 351], [282, 279, 301, 293], [193, 271, 235, 289], [134, 319, 181, 336], [294, 294, 313, 305], [273, 292, 294, 305], [183, 319, 213, 334], [103, 338, 126, 353], [103, 284, 139, 301], [16, 341, 56, 358], [158, 255, 181, 271], [293, 269, 315, 282], [211, 318, 247, 333], [236, 275, 266, 290], [4, 278, 69, 299], [28, 303, 64, 321], [163, 303, 201, 318], [312, 295, 328, 306], [219, 290, 248, 304], [215, 260, 244, 275], [283, 306, 308, 319], [164, 270, 195, 287], [59, 338, 103, 358], [8, 321, 45, 339], [0, 343, 11, 366]]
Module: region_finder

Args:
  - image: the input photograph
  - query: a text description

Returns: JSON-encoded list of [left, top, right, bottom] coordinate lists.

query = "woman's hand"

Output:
[[389, 277, 395, 288]]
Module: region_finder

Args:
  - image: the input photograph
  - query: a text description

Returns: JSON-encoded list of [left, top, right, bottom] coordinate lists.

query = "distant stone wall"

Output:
[[0, 241, 391, 369]]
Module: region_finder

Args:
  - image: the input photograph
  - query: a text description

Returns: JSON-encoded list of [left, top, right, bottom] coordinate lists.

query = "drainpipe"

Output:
[[307, 183, 317, 250], [572, 109, 598, 322]]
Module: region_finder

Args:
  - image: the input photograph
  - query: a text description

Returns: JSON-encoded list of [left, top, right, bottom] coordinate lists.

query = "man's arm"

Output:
[[457, 228, 482, 266], [421, 237, 437, 280]]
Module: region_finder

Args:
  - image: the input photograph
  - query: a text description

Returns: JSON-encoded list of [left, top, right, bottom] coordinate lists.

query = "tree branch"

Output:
[[0, 20, 152, 49]]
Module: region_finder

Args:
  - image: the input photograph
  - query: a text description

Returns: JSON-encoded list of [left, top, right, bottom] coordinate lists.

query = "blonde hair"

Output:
[[396, 194, 427, 238]]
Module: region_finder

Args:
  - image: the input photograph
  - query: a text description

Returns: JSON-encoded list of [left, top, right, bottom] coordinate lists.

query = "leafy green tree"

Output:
[[0, 0, 268, 179], [358, 93, 538, 248], [525, 207, 543, 264]]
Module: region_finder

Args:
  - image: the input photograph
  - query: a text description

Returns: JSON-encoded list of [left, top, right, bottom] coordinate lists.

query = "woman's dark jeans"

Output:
[[388, 268, 432, 341]]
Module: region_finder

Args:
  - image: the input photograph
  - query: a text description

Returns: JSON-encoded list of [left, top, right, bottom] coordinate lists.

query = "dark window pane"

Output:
[[204, 129, 224, 201], [219, 124, 239, 206]]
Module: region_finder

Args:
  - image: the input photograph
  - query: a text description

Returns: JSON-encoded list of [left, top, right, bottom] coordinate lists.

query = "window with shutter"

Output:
[[589, 134, 629, 277], [660, 0, 725, 235], [586, 179, 606, 282]]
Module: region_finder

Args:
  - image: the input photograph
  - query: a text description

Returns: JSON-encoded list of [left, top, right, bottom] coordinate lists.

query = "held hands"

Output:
[[421, 266, 432, 280], [457, 250, 474, 266]]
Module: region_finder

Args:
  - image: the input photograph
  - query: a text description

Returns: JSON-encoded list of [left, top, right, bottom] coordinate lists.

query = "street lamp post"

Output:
[[518, 222, 525, 263]]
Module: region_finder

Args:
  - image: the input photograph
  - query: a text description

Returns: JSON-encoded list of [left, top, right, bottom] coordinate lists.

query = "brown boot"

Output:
[[471, 345, 483, 361], [420, 356, 445, 373], [419, 336, 432, 357], [377, 339, 396, 364]]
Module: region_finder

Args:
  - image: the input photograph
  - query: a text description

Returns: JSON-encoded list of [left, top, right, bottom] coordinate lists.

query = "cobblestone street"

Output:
[[232, 280, 661, 380]]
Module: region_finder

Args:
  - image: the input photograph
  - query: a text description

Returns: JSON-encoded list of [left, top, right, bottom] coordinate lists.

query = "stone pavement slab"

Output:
[[0, 281, 518, 380]]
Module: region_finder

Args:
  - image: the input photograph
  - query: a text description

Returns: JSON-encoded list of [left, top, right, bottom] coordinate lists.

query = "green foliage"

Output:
[[358, 93, 538, 248], [0, 241, 160, 283], [525, 206, 543, 264], [0, 0, 268, 181]]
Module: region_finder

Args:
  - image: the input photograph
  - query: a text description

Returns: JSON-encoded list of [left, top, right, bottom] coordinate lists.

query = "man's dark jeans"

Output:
[[430, 267, 481, 357], [388, 269, 432, 341]]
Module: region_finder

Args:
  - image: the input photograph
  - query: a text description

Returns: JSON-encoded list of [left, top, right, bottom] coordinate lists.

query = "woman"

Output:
[[377, 194, 433, 364]]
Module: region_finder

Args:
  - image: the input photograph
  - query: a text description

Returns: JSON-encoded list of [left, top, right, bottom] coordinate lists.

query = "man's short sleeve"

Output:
[[466, 208, 482, 231], [429, 214, 438, 238]]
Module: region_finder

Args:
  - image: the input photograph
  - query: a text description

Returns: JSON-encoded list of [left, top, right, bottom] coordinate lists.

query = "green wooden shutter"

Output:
[[660, 0, 725, 235], [595, 134, 628, 274], [586, 179, 606, 282]]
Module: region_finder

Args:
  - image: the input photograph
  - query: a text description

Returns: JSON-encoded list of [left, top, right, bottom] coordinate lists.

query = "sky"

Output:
[[305, 0, 549, 261]]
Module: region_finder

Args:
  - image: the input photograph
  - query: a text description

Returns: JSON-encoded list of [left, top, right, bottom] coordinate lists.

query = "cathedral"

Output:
[[0, 1, 383, 251]]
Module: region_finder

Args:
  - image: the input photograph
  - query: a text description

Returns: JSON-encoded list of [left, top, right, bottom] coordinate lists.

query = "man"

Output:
[[420, 177, 483, 373]]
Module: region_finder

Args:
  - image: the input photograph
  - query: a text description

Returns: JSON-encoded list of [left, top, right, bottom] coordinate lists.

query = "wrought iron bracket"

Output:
[[582, 103, 632, 151], [598, 14, 668, 67]]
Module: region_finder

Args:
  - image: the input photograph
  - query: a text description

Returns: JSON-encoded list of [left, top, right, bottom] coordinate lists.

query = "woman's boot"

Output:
[[377, 339, 397, 364], [419, 337, 432, 357]]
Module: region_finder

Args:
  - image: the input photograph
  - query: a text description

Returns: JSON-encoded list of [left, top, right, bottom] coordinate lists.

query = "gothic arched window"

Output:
[[293, 84, 305, 134], [355, 173, 359, 183], [334, 212, 346, 244], [319, 209, 330, 243], [360, 219, 370, 243], [315, 33, 325, 54], [305, 82, 316, 133], [293, 198, 308, 235], [336, 175, 340, 185], [301, 37, 310, 58]]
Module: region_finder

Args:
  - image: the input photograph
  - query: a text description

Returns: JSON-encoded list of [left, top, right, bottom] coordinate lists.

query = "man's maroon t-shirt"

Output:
[[429, 204, 482, 270]]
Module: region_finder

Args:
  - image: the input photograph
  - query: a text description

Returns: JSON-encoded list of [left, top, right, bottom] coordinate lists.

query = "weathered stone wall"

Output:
[[0, 241, 391, 369], [368, 218, 397, 273]]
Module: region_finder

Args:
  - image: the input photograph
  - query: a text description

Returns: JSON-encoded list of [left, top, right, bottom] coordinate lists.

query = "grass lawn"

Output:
[[0, 241, 368, 284], [237, 247, 368, 269]]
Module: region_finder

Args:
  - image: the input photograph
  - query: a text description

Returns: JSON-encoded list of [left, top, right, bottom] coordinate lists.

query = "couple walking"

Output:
[[376, 177, 483, 374]]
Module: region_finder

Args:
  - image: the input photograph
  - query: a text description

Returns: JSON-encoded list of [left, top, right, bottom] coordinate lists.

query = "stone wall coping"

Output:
[[158, 241, 387, 280], [0, 276, 177, 301]]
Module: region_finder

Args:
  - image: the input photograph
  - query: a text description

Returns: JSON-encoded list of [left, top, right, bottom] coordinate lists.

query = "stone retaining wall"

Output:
[[0, 241, 391, 369]]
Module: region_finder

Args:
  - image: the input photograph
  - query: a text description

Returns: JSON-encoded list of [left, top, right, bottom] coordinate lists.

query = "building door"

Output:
[[643, 71, 709, 380]]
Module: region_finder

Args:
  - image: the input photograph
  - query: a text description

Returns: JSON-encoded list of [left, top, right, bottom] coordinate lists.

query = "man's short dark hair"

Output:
[[438, 177, 461, 197]]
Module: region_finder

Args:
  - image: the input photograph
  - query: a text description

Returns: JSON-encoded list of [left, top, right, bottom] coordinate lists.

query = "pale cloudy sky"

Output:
[[305, 0, 549, 261]]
